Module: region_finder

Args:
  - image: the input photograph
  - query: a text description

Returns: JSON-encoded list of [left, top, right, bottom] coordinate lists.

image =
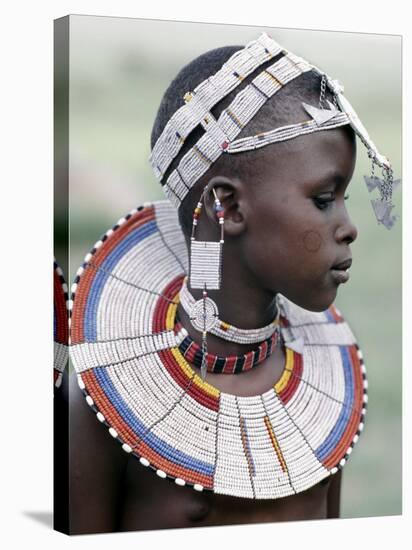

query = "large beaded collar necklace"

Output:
[[69, 201, 368, 499]]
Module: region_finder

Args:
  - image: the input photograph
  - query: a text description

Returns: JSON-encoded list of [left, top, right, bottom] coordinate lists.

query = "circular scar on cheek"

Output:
[[302, 230, 323, 253]]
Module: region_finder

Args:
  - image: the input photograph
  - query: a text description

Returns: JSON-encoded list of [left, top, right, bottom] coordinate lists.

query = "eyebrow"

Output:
[[303, 170, 348, 191]]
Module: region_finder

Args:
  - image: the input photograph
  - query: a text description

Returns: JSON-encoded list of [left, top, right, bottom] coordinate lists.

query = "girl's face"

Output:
[[242, 126, 358, 312]]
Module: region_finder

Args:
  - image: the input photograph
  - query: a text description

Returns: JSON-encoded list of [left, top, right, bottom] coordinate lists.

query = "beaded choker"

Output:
[[174, 320, 280, 375], [70, 201, 368, 500], [179, 275, 280, 344]]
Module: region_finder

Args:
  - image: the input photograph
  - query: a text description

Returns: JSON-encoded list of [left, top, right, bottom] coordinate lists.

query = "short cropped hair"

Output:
[[151, 44, 336, 236]]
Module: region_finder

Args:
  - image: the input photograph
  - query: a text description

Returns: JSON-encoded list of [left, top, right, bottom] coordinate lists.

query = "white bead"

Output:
[[330, 467, 338, 475], [346, 446, 353, 455], [85, 395, 94, 407], [84, 253, 92, 262], [193, 484, 204, 492], [339, 458, 346, 467], [156, 469, 167, 478], [139, 457, 150, 467], [122, 443, 132, 453], [96, 412, 105, 423], [108, 427, 118, 438], [71, 283, 78, 294], [77, 375, 85, 390], [175, 478, 185, 486]]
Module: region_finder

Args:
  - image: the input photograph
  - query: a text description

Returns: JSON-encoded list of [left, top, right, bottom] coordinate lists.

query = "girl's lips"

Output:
[[330, 268, 350, 284], [332, 258, 352, 271], [330, 257, 352, 284]]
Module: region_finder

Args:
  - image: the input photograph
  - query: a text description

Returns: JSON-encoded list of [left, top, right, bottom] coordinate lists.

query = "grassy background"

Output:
[[55, 16, 402, 519]]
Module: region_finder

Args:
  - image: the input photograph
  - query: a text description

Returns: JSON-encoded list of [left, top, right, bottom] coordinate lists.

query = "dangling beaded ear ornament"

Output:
[[189, 188, 225, 380]]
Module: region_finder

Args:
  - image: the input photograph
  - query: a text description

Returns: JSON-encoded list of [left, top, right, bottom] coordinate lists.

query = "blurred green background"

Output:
[[55, 16, 402, 520]]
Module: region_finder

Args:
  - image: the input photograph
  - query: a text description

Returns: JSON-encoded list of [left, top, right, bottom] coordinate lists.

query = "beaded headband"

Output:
[[150, 33, 400, 229]]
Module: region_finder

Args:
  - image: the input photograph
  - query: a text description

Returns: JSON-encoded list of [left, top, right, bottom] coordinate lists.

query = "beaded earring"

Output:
[[189, 188, 224, 380]]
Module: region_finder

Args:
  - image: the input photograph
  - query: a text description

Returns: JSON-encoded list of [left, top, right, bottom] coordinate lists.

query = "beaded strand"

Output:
[[174, 321, 279, 374]]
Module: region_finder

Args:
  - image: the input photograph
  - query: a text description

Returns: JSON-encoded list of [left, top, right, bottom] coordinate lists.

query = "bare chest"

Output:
[[117, 457, 330, 531]]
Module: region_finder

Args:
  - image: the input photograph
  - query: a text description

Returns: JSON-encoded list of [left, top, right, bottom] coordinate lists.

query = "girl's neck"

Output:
[[177, 274, 279, 357]]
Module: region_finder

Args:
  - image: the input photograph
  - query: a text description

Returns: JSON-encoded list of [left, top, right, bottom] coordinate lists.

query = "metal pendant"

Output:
[[370, 198, 397, 230], [200, 354, 208, 381], [364, 175, 383, 193], [302, 100, 340, 126], [364, 175, 402, 194]]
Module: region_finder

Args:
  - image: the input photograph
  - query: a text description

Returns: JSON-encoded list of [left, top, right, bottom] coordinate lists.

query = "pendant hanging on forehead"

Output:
[[370, 198, 397, 230], [302, 100, 340, 126], [364, 175, 402, 194], [364, 170, 401, 230]]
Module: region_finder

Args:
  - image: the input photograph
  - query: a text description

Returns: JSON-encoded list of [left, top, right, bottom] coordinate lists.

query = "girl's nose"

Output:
[[335, 213, 358, 244]]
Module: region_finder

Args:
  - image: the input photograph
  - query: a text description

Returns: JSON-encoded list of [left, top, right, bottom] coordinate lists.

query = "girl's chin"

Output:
[[290, 290, 337, 313]]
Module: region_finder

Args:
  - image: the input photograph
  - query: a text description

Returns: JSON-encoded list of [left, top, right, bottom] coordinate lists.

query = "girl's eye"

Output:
[[313, 192, 335, 210], [312, 193, 350, 210]]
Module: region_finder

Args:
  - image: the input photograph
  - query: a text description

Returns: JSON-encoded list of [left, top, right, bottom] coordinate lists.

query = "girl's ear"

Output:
[[203, 176, 247, 237]]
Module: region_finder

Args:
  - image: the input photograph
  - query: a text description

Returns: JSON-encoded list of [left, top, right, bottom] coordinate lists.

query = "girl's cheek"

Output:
[[302, 230, 323, 253]]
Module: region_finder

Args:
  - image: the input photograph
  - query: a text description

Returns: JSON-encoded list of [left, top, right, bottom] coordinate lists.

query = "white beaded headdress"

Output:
[[149, 33, 400, 229]]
